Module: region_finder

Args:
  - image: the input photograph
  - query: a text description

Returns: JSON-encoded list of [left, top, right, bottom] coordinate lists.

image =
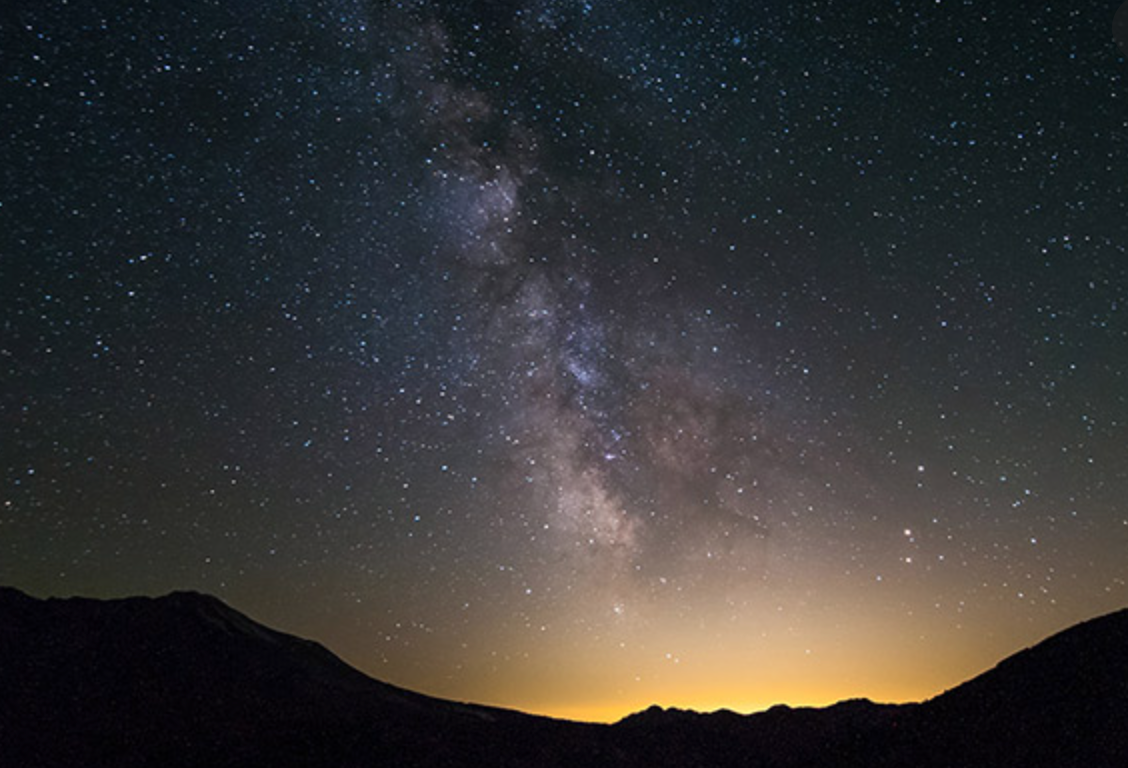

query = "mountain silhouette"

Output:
[[1, 586, 1125, 767]]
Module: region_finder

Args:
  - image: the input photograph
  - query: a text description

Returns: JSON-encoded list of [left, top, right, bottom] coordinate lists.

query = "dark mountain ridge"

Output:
[[1, 587, 1125, 767]]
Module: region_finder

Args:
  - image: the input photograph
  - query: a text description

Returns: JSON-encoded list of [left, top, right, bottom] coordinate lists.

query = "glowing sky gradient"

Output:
[[3, 0, 1127, 722]]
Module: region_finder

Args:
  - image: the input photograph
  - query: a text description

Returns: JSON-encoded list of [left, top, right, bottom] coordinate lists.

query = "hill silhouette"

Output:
[[1, 587, 1125, 767]]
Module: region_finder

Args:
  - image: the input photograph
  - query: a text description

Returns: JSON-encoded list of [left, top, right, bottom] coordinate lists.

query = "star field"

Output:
[[2, 0, 1127, 721]]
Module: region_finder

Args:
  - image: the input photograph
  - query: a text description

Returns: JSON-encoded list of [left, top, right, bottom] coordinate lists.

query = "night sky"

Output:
[[3, 0, 1127, 722]]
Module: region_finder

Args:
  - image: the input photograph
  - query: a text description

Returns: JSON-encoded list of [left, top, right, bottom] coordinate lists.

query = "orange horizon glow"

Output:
[[398, 658, 982, 724], [307, 594, 1126, 727]]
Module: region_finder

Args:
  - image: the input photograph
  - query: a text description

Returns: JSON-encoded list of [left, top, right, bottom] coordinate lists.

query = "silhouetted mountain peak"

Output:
[[157, 589, 298, 647], [918, 606, 1128, 764], [616, 704, 698, 727]]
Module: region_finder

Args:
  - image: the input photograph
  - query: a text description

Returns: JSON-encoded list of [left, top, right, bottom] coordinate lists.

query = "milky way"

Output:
[[3, 0, 1127, 720]]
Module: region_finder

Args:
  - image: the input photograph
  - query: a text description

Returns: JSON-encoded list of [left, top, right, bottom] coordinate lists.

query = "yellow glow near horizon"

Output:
[[243, 554, 1127, 729], [482, 668, 957, 724], [328, 596, 1084, 725]]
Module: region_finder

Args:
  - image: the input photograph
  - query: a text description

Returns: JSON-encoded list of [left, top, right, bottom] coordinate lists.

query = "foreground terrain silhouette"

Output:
[[1, 587, 1125, 767]]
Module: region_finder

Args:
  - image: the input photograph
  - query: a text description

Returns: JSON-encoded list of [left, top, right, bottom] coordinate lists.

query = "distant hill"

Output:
[[1, 586, 1125, 767]]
